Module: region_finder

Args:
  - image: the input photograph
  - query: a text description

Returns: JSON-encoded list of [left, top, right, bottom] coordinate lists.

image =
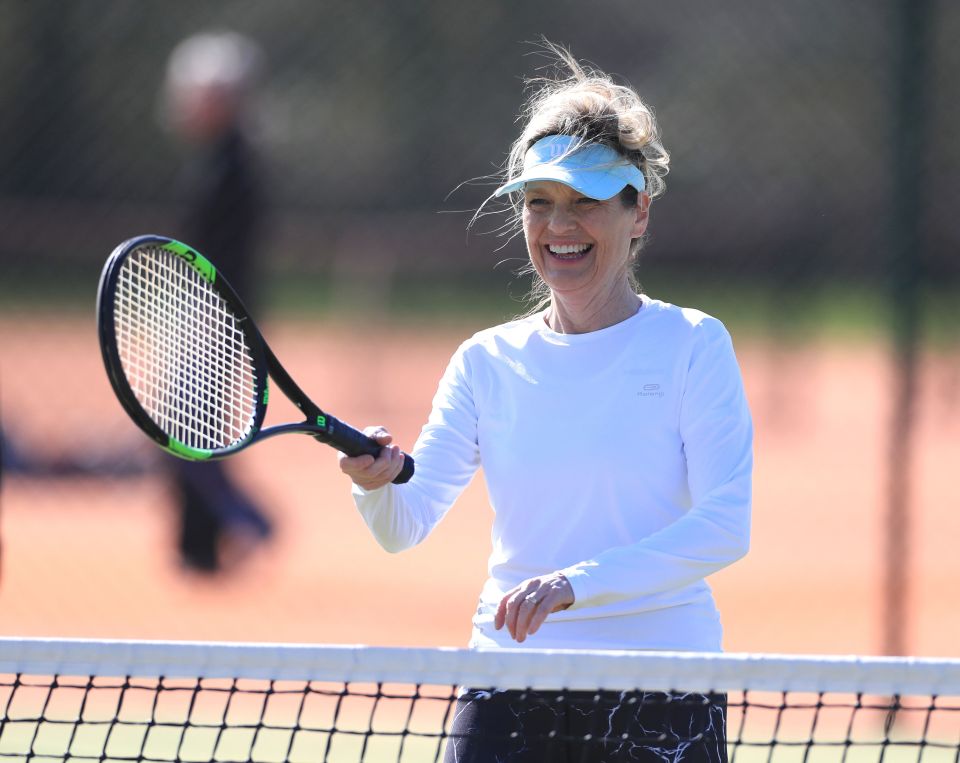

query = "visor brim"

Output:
[[494, 170, 632, 200]]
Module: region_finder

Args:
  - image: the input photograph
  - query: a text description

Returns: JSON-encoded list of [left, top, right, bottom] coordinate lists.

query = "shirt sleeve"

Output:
[[560, 318, 753, 608], [351, 343, 481, 553]]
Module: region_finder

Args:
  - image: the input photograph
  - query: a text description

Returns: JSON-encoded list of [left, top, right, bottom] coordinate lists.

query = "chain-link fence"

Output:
[[0, 1, 957, 655]]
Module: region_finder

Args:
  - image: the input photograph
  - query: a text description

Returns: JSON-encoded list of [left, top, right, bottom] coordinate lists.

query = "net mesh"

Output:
[[0, 639, 957, 763], [112, 246, 259, 452]]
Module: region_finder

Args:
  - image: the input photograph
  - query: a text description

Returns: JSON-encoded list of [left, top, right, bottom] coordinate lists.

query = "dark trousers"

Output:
[[172, 458, 271, 571], [444, 688, 727, 763]]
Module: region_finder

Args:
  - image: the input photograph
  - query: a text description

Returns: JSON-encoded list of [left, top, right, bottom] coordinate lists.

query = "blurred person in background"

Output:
[[339, 45, 752, 762], [161, 31, 272, 573]]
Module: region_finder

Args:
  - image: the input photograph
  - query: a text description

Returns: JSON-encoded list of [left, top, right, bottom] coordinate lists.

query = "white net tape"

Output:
[[113, 247, 258, 451], [1, 640, 959, 763]]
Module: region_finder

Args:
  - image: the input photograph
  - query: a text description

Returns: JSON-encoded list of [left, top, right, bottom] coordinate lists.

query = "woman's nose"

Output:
[[546, 205, 576, 233]]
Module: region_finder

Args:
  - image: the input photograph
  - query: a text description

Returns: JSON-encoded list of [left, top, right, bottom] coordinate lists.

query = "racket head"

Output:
[[97, 235, 269, 460]]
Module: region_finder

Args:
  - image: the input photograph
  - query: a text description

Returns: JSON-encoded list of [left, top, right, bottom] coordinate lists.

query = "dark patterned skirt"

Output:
[[444, 688, 727, 763]]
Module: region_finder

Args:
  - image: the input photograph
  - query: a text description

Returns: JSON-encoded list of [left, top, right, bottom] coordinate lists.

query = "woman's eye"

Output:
[[526, 198, 549, 208], [576, 197, 601, 206]]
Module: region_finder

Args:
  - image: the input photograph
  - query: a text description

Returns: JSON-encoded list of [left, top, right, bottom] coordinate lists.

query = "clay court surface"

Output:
[[1, 312, 958, 657]]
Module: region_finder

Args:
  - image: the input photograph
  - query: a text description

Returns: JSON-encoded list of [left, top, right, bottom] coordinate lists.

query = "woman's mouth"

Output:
[[546, 243, 593, 260]]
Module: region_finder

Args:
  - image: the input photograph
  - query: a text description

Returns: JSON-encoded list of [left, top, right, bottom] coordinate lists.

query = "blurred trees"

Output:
[[0, 0, 956, 288]]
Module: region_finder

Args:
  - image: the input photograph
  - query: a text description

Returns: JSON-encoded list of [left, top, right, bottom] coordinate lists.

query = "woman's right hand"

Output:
[[338, 426, 405, 490]]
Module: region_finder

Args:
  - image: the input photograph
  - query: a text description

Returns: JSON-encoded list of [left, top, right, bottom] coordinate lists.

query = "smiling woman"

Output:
[[495, 51, 670, 320], [337, 42, 753, 762], [519, 176, 647, 334]]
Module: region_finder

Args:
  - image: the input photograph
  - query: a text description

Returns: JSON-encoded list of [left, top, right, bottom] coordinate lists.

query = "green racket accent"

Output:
[[316, 415, 327, 428], [166, 438, 215, 461], [263, 384, 269, 405], [162, 240, 217, 284]]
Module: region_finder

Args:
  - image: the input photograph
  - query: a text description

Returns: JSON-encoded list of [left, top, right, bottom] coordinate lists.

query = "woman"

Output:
[[340, 48, 752, 763], [164, 32, 273, 573]]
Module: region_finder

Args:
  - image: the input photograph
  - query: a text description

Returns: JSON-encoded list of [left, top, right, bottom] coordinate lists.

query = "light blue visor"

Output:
[[494, 134, 645, 199]]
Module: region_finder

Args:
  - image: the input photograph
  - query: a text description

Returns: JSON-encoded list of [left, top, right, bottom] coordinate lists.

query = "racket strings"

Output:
[[114, 247, 259, 451]]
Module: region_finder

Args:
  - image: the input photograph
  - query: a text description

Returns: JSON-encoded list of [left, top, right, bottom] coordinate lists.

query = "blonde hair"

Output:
[[494, 43, 670, 313]]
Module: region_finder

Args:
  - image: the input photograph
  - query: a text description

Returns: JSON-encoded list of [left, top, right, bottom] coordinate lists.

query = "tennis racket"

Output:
[[96, 234, 414, 484]]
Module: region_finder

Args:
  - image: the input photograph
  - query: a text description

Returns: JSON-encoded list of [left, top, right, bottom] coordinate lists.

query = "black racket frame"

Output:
[[97, 234, 414, 484]]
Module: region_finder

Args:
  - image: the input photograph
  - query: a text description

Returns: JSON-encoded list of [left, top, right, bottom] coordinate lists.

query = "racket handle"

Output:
[[324, 416, 415, 485], [394, 453, 416, 485]]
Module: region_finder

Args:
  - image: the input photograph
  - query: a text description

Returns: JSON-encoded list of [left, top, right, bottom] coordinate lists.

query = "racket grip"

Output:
[[325, 416, 415, 485], [395, 453, 416, 485]]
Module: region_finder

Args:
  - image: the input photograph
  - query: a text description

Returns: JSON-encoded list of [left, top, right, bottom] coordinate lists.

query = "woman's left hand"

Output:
[[495, 572, 575, 643]]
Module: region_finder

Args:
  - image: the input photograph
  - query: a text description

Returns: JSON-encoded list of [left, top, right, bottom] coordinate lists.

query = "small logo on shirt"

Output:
[[637, 383, 664, 398]]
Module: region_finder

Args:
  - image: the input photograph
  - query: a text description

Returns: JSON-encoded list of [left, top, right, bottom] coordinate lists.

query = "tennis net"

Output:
[[0, 638, 957, 762]]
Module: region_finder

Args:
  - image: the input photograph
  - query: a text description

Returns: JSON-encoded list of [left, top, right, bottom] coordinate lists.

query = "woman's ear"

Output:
[[631, 191, 651, 238]]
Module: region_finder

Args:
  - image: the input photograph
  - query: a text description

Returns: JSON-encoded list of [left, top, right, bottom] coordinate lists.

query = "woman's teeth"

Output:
[[548, 244, 592, 258]]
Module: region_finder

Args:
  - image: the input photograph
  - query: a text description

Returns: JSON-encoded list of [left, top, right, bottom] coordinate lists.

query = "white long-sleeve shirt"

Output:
[[352, 296, 753, 651]]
